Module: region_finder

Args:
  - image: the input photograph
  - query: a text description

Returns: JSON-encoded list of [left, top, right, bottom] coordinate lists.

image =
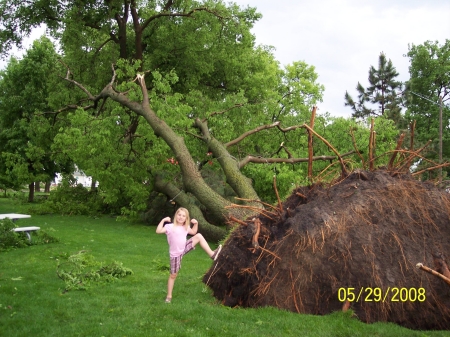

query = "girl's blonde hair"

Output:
[[173, 207, 190, 229]]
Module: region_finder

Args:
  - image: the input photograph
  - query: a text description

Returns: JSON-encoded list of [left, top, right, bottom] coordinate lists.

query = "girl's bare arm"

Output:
[[156, 217, 171, 234], [188, 219, 198, 235]]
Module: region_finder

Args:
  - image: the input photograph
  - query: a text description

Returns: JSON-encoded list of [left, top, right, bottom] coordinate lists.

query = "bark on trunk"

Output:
[[34, 181, 41, 192], [102, 78, 234, 223], [90, 179, 97, 190], [154, 174, 226, 242], [44, 181, 51, 193], [28, 183, 35, 202], [194, 118, 260, 201]]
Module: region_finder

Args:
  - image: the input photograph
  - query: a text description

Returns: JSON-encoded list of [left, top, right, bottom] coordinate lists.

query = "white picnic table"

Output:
[[0, 213, 32, 220], [0, 213, 40, 241]]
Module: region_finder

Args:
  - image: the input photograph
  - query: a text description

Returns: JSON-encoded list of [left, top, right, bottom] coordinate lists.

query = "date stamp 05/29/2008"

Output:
[[337, 287, 426, 303]]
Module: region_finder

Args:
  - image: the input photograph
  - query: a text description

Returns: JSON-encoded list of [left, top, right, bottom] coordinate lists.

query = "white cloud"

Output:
[[234, 0, 450, 117]]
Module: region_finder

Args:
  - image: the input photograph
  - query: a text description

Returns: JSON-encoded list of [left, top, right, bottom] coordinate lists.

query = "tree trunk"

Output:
[[154, 174, 226, 242], [34, 181, 41, 192], [194, 118, 260, 201], [103, 81, 235, 223], [87, 74, 260, 227], [44, 181, 51, 193], [28, 183, 35, 202], [91, 178, 97, 190]]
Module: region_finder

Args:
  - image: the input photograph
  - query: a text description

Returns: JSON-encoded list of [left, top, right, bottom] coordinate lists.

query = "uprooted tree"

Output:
[[3, 0, 450, 330], [203, 123, 450, 330], [0, 0, 393, 240]]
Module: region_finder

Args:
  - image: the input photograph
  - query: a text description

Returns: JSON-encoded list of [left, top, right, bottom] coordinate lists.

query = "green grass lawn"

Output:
[[1, 197, 449, 337]]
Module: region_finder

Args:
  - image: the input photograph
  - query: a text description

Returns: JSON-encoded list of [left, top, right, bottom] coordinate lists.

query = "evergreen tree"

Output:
[[345, 53, 404, 126]]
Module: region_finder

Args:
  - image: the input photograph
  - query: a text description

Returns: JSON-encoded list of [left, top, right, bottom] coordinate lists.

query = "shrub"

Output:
[[28, 179, 104, 216], [28, 177, 131, 216]]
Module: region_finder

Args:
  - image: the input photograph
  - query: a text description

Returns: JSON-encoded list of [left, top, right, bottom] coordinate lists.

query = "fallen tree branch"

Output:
[[412, 162, 450, 177], [141, 7, 229, 32], [234, 198, 281, 212], [350, 127, 365, 168], [308, 106, 317, 180], [372, 148, 438, 174], [388, 133, 405, 170], [206, 103, 245, 120], [225, 122, 281, 147], [251, 218, 261, 248], [302, 124, 348, 176], [228, 216, 249, 226], [273, 175, 282, 212], [396, 140, 432, 172], [225, 204, 277, 220], [368, 119, 375, 171], [238, 151, 356, 169]]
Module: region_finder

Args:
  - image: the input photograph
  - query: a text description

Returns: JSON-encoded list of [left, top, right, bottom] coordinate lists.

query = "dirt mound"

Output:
[[203, 169, 450, 330]]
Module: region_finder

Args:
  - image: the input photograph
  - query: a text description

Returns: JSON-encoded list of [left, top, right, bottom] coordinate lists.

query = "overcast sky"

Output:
[[233, 0, 450, 117], [1, 1, 448, 118]]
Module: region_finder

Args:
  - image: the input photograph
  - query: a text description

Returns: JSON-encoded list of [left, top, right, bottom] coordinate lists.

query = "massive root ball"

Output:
[[203, 169, 450, 330]]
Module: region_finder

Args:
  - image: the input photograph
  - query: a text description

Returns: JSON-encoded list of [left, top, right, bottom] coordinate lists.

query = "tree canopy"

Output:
[[0, 36, 71, 201], [404, 40, 450, 181], [0, 0, 407, 239]]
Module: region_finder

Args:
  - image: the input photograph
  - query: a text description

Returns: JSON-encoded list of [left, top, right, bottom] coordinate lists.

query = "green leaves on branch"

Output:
[[405, 40, 450, 172], [56, 251, 133, 292], [0, 37, 68, 197], [0, 219, 59, 252]]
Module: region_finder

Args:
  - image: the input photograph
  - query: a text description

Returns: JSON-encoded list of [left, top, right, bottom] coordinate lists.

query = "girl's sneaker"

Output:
[[211, 245, 222, 261]]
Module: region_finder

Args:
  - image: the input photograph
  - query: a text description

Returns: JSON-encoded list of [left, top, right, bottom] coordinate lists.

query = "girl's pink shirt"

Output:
[[165, 223, 188, 257]]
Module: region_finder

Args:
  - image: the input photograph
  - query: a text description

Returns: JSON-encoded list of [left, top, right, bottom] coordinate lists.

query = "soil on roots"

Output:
[[203, 169, 450, 330]]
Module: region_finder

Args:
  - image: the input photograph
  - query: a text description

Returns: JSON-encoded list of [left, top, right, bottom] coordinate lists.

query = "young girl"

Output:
[[156, 207, 222, 303]]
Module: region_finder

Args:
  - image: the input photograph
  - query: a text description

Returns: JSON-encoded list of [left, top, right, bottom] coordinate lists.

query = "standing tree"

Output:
[[0, 1, 331, 239], [404, 40, 450, 181], [344, 53, 404, 126], [0, 37, 71, 202]]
